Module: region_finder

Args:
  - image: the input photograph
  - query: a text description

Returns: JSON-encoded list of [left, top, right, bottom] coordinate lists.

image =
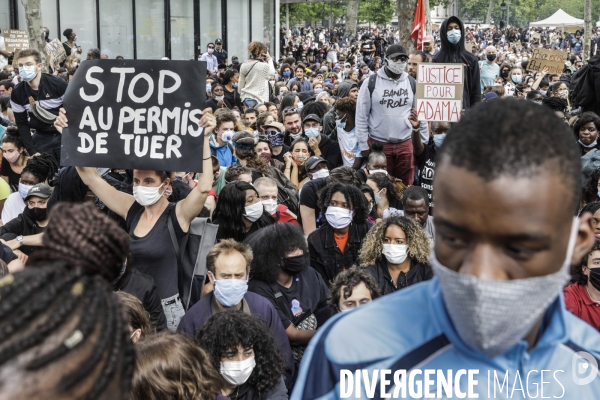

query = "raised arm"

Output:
[[76, 167, 135, 220], [175, 112, 216, 230]]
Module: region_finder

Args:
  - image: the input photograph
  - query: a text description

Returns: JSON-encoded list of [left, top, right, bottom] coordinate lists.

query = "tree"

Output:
[[20, 0, 48, 71], [397, 0, 418, 53], [346, 0, 359, 37], [359, 0, 396, 26], [486, 0, 494, 24]]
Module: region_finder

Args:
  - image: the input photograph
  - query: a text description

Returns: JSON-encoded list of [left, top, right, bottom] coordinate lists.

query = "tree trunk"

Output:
[[397, 0, 418, 53], [346, 0, 359, 38], [583, 0, 592, 62], [425, 0, 431, 35], [485, 0, 493, 25], [20, 0, 48, 72]]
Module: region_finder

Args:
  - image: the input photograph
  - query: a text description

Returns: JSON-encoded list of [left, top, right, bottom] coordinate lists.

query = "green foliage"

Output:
[[281, 2, 346, 27], [358, 0, 396, 26]]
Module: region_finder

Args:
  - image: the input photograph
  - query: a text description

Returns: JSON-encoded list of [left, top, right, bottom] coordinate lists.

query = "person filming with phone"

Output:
[[238, 41, 275, 110]]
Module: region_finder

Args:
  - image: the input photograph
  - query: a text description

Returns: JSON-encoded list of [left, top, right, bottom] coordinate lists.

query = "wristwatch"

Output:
[[16, 235, 23, 246]]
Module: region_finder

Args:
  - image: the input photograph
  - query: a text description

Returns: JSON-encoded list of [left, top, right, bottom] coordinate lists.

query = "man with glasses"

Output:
[[355, 44, 427, 185], [214, 38, 228, 66], [200, 43, 218, 75]]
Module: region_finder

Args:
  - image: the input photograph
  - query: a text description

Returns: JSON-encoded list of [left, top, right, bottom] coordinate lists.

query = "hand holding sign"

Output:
[[61, 60, 208, 172]]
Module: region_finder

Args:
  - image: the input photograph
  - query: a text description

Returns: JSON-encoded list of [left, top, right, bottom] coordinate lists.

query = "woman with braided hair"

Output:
[[28, 202, 167, 332], [56, 108, 216, 331], [1, 152, 58, 225], [0, 240, 135, 399]]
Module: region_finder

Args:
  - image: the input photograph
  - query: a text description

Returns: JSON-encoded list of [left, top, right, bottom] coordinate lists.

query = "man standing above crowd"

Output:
[[433, 16, 481, 110], [355, 44, 428, 185], [200, 43, 218, 75], [479, 45, 499, 91], [11, 49, 67, 163], [213, 38, 228, 66]]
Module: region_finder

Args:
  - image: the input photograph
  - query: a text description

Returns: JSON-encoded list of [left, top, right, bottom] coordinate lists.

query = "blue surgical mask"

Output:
[[297, 101, 304, 111], [512, 75, 522, 83], [314, 88, 323, 94], [19, 65, 37, 82], [336, 119, 346, 130], [213, 278, 248, 307], [433, 133, 446, 148], [305, 127, 319, 138], [206, 84, 212, 93], [233, 83, 238, 88], [18, 182, 33, 199], [374, 189, 383, 205], [447, 29, 461, 44], [283, 71, 291, 78]]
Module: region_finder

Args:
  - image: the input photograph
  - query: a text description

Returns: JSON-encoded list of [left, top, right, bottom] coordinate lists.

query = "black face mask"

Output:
[[589, 268, 600, 291], [26, 206, 47, 222], [282, 254, 307, 275], [501, 71, 509, 78]]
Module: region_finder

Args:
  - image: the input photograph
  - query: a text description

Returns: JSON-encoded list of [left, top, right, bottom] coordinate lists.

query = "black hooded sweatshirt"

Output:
[[433, 16, 481, 109]]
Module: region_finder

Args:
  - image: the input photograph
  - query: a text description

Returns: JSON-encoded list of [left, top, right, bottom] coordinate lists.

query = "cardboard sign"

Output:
[[2, 30, 28, 53], [45, 38, 67, 70], [61, 60, 207, 171], [528, 48, 567, 74], [416, 63, 464, 122], [532, 33, 541, 40]]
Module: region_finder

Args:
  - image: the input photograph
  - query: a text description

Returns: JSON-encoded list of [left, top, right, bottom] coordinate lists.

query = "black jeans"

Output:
[[33, 131, 62, 165]]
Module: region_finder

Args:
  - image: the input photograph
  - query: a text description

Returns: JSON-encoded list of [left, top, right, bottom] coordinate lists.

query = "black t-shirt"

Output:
[[272, 144, 290, 164], [126, 202, 186, 300], [415, 138, 436, 214], [318, 135, 342, 170], [248, 266, 330, 328], [1, 157, 21, 192], [299, 177, 327, 227]]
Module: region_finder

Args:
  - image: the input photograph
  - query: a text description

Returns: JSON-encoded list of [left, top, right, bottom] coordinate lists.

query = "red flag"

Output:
[[411, 0, 426, 50]]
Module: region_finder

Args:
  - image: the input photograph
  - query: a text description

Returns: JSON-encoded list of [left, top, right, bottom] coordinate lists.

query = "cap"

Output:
[[26, 183, 52, 199], [483, 92, 499, 101], [298, 91, 316, 104], [386, 44, 407, 58], [305, 156, 327, 171], [423, 35, 434, 43], [262, 121, 285, 132], [215, 38, 222, 44], [302, 114, 321, 124]]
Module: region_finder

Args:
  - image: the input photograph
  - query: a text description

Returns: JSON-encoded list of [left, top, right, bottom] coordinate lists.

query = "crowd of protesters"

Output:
[[0, 14, 599, 400]]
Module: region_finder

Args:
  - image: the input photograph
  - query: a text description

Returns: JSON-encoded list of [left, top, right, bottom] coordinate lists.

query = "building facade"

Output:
[[0, 0, 277, 61]]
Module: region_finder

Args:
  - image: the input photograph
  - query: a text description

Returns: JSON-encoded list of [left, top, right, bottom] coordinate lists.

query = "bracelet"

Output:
[[203, 156, 211, 160]]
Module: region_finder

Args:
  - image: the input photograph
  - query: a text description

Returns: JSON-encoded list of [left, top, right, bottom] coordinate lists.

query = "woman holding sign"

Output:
[[55, 108, 217, 332]]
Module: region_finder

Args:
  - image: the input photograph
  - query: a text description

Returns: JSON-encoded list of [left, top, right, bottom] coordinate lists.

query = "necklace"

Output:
[[585, 286, 600, 303]]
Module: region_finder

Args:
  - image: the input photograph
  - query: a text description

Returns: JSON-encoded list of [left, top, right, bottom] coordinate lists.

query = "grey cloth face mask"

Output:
[[431, 217, 579, 358]]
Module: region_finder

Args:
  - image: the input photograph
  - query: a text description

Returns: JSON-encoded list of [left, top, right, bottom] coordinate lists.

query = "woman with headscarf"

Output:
[[432, 16, 481, 109]]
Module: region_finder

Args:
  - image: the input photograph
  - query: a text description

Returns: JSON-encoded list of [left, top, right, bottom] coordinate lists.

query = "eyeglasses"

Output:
[[264, 129, 281, 135], [283, 107, 298, 115]]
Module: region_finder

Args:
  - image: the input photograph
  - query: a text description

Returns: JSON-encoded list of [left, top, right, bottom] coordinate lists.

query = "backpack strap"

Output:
[[167, 215, 180, 262], [368, 73, 377, 98]]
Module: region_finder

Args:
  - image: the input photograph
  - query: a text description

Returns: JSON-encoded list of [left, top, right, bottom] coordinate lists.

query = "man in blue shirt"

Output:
[[479, 45, 500, 92], [292, 98, 600, 399]]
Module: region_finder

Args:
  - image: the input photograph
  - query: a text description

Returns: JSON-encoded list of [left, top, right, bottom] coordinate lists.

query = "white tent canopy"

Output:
[[529, 9, 584, 27]]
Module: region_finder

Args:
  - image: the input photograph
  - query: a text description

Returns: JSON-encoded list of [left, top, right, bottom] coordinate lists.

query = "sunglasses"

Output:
[[283, 107, 298, 115], [208, 46, 214, 49], [264, 129, 281, 135]]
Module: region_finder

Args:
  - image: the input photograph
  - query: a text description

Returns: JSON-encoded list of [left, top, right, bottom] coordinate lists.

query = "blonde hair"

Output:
[[359, 215, 431, 267], [248, 41, 266, 58]]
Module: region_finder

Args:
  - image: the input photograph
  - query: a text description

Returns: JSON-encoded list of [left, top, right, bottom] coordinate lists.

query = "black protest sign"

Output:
[[61, 60, 207, 172]]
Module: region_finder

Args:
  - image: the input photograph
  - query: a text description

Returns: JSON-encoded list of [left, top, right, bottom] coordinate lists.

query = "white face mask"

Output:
[[220, 356, 256, 386], [325, 206, 353, 229], [382, 244, 408, 264], [369, 169, 388, 175], [261, 199, 278, 215], [311, 169, 330, 180], [386, 60, 407, 75], [243, 201, 264, 222], [133, 182, 165, 207], [432, 217, 579, 358]]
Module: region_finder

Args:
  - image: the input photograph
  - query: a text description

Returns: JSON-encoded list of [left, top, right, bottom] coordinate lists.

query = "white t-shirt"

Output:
[[337, 126, 362, 167], [2, 192, 25, 225], [0, 37, 7, 70]]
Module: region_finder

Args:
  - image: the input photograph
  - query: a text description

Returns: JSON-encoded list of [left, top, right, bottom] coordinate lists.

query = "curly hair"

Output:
[[244, 223, 308, 283], [366, 172, 401, 204], [213, 181, 275, 242], [573, 112, 600, 141], [317, 182, 368, 224], [28, 203, 129, 282], [224, 165, 252, 183], [2, 126, 27, 154], [300, 101, 329, 120], [326, 166, 362, 188], [328, 267, 381, 313], [359, 215, 431, 266], [582, 168, 600, 206], [22, 152, 59, 184], [542, 96, 567, 113], [257, 112, 274, 133], [571, 240, 600, 285], [334, 97, 356, 119], [233, 131, 270, 174], [248, 41, 267, 59], [215, 110, 237, 131], [195, 311, 284, 395], [132, 333, 220, 400]]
